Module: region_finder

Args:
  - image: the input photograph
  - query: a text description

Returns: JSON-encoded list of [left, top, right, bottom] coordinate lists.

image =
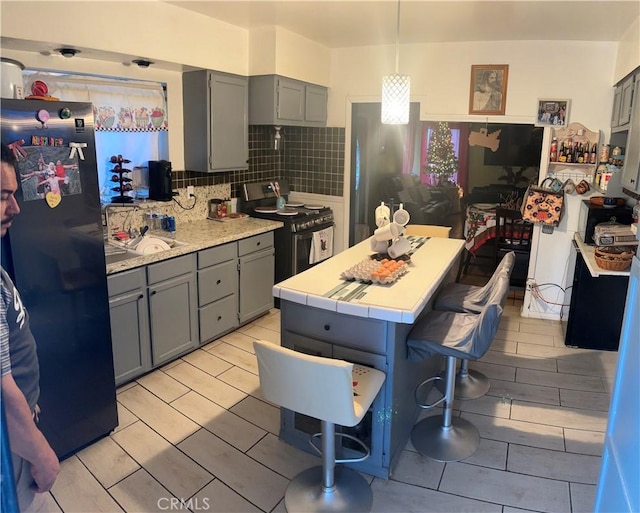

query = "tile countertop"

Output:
[[106, 218, 283, 275], [273, 236, 464, 324], [574, 232, 633, 277]]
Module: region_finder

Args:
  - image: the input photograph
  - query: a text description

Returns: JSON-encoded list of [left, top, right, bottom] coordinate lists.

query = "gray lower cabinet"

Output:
[[239, 232, 275, 324], [147, 254, 198, 366], [107, 269, 151, 386], [108, 232, 276, 384], [197, 243, 239, 344], [183, 70, 249, 172]]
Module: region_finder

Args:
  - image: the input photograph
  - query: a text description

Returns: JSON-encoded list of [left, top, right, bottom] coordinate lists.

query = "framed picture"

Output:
[[535, 99, 570, 127], [469, 64, 509, 115]]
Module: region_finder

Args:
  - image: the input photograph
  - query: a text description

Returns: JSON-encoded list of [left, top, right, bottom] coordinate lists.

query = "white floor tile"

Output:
[[486, 378, 560, 406], [570, 482, 597, 513], [217, 366, 263, 398], [76, 436, 139, 488], [191, 479, 262, 513], [171, 391, 266, 452], [388, 449, 445, 489], [204, 341, 259, 374], [116, 385, 199, 444], [107, 468, 172, 513], [564, 428, 605, 456], [51, 456, 123, 513], [113, 402, 138, 434], [507, 443, 601, 484], [516, 368, 605, 393], [510, 401, 608, 432], [111, 421, 213, 499], [495, 329, 556, 346], [455, 393, 513, 419], [164, 361, 246, 409], [136, 370, 190, 403], [440, 462, 571, 512], [463, 437, 508, 470], [246, 432, 320, 480], [481, 349, 558, 372], [371, 478, 501, 513], [238, 324, 281, 344], [230, 395, 281, 435], [181, 348, 234, 377], [560, 389, 611, 411], [178, 428, 289, 512], [213, 330, 256, 353]]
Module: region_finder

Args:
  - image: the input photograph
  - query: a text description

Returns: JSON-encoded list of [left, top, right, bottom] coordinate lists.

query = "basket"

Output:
[[594, 246, 635, 271], [589, 196, 625, 207]]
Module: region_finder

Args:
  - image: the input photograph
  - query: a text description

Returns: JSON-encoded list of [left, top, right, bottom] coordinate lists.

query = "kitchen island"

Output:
[[273, 236, 464, 478]]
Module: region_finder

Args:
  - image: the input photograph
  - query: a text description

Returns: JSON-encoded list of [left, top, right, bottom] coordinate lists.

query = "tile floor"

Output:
[[37, 292, 616, 513]]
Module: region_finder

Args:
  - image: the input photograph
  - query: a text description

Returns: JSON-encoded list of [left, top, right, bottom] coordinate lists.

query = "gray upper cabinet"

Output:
[[621, 75, 640, 192], [249, 75, 327, 126], [612, 74, 635, 131], [183, 70, 248, 172]]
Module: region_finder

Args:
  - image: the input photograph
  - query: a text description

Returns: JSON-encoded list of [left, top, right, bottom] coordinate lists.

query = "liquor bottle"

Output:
[[550, 137, 558, 162], [558, 142, 566, 162], [590, 143, 597, 164], [566, 141, 573, 163]]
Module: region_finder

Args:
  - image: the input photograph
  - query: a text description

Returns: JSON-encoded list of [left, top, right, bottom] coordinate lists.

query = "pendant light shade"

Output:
[[381, 74, 410, 124], [381, 0, 410, 125]]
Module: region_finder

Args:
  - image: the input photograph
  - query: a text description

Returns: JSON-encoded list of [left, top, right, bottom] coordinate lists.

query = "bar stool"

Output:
[[432, 251, 515, 400], [253, 340, 386, 513], [406, 276, 509, 462]]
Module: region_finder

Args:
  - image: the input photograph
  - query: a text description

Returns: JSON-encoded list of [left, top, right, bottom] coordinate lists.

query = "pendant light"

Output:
[[381, 0, 410, 125]]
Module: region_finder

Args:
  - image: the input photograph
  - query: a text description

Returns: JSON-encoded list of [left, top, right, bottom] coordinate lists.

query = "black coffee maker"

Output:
[[148, 160, 173, 201]]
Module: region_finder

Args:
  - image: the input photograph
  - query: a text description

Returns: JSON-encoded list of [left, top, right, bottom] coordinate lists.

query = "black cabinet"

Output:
[[564, 249, 629, 350]]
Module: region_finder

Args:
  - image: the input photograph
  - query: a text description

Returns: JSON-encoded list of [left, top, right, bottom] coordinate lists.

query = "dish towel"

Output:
[[309, 226, 334, 264]]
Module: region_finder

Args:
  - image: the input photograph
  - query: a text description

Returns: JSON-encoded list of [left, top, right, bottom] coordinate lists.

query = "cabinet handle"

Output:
[[216, 279, 221, 285], [151, 290, 157, 295], [257, 242, 261, 246], [138, 294, 144, 300], [217, 315, 222, 321], [324, 324, 330, 331]]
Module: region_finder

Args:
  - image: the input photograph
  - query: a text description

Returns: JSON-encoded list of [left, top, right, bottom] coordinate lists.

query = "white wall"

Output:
[[614, 16, 640, 83], [330, 40, 621, 319]]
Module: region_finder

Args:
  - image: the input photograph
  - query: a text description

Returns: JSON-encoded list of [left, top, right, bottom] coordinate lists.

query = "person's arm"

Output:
[[2, 373, 59, 492]]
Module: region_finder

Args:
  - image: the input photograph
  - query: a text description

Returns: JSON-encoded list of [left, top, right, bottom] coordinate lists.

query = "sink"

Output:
[[104, 247, 144, 265]]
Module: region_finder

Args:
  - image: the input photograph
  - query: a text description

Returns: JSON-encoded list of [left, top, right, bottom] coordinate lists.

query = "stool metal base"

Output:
[[411, 415, 480, 462], [285, 466, 373, 513], [436, 368, 490, 401]]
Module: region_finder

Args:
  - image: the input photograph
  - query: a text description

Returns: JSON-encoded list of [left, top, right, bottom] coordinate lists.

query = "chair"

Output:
[[433, 251, 515, 400], [406, 275, 510, 462], [405, 225, 452, 238], [494, 208, 534, 287], [253, 340, 385, 513]]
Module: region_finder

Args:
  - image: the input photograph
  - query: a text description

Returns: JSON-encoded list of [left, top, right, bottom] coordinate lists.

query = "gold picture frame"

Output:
[[469, 64, 509, 116]]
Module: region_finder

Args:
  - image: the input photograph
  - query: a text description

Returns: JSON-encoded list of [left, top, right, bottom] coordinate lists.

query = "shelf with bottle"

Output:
[[547, 122, 600, 179]]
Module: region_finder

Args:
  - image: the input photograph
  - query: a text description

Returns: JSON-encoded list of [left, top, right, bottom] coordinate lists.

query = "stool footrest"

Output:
[[415, 376, 445, 409], [309, 432, 371, 464]]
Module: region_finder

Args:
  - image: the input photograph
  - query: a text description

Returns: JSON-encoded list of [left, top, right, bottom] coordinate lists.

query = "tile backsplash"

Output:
[[173, 125, 345, 198]]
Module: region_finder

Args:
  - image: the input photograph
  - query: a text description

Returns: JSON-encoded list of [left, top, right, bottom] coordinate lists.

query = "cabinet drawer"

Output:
[[284, 302, 387, 354], [238, 232, 273, 256], [198, 260, 237, 306], [147, 254, 196, 285], [199, 294, 239, 343], [108, 268, 146, 297], [198, 243, 237, 269]]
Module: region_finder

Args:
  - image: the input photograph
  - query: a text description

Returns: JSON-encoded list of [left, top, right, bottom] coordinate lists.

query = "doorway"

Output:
[[349, 102, 420, 246]]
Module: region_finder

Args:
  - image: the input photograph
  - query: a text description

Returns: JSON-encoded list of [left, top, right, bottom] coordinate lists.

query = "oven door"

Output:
[[292, 222, 334, 275]]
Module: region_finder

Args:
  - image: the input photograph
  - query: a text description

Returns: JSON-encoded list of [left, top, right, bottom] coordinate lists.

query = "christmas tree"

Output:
[[424, 122, 458, 183]]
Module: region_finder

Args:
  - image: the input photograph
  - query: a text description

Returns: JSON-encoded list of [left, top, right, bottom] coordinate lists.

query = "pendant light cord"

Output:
[[395, 0, 401, 74]]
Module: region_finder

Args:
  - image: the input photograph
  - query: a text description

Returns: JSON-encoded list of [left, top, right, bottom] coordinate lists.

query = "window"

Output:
[[23, 71, 169, 203]]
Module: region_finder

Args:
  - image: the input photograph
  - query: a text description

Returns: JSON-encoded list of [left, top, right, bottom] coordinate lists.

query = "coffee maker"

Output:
[[148, 160, 173, 201]]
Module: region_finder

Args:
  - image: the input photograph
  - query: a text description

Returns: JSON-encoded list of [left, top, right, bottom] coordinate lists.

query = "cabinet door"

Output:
[[622, 76, 640, 192], [239, 247, 275, 323], [108, 289, 151, 386], [618, 76, 635, 128], [209, 73, 248, 171], [277, 78, 305, 122], [148, 273, 198, 366], [611, 86, 622, 128], [305, 85, 328, 123]]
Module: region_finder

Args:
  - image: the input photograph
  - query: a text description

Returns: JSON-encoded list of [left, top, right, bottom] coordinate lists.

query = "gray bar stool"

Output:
[[432, 251, 515, 400], [254, 340, 386, 513], [406, 276, 509, 462]]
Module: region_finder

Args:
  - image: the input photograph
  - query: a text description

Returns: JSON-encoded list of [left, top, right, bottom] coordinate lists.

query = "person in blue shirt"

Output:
[[1, 143, 59, 511]]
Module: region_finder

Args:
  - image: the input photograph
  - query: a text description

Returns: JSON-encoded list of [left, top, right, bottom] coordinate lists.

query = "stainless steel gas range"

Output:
[[240, 179, 335, 284]]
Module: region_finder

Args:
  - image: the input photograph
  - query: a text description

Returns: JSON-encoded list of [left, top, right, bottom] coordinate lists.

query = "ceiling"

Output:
[[167, 1, 640, 48]]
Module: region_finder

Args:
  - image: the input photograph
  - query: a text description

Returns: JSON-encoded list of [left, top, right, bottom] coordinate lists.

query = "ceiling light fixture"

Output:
[[56, 48, 80, 58], [381, 0, 410, 125], [132, 59, 154, 68]]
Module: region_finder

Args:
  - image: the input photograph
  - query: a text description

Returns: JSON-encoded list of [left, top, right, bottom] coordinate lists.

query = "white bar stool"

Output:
[[254, 340, 385, 513]]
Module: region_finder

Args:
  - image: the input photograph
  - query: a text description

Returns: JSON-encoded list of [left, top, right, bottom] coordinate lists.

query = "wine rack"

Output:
[[109, 154, 134, 203]]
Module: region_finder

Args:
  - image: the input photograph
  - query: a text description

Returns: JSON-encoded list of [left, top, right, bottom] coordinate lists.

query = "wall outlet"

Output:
[[187, 185, 195, 197]]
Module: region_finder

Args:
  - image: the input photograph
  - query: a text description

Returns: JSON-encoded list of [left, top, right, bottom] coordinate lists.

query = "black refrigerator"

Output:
[[1, 99, 118, 458]]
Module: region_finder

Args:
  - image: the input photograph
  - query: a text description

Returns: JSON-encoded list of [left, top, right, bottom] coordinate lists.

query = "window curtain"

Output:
[[24, 72, 168, 132]]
